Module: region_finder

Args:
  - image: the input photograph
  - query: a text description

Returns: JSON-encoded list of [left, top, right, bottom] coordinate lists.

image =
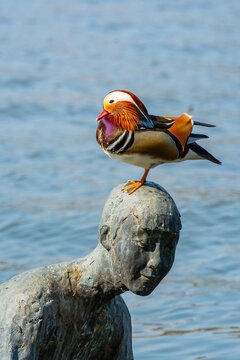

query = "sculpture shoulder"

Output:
[[0, 265, 71, 359]]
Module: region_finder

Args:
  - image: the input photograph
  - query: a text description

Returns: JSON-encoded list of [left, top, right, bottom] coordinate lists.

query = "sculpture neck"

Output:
[[67, 245, 127, 303]]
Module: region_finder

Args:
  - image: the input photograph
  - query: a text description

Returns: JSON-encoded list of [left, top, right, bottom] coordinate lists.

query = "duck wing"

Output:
[[149, 115, 175, 129]]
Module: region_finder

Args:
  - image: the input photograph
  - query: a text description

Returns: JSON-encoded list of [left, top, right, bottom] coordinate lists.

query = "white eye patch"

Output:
[[105, 91, 149, 122], [106, 91, 137, 105]]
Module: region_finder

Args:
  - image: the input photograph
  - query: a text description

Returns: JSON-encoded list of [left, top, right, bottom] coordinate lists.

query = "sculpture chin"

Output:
[[132, 287, 155, 296], [127, 277, 159, 296]]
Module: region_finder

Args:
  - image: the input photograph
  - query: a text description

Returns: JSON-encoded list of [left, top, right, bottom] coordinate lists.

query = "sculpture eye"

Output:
[[138, 241, 149, 250], [109, 99, 114, 104]]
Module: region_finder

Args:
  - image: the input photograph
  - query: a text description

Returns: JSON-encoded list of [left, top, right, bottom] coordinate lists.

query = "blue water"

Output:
[[0, 0, 240, 358]]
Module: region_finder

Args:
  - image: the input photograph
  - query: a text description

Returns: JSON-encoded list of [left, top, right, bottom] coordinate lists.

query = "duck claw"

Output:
[[121, 181, 143, 195]]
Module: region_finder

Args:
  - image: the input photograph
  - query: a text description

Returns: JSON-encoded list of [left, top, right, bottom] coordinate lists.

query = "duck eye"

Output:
[[109, 99, 114, 104]]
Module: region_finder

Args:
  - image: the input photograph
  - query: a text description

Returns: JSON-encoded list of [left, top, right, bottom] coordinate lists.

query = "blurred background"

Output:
[[0, 0, 239, 359]]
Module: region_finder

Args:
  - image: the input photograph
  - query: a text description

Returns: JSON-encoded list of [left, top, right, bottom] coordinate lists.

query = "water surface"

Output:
[[0, 0, 240, 359]]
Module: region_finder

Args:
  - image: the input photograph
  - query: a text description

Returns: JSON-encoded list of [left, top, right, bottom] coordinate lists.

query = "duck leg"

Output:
[[122, 169, 150, 195]]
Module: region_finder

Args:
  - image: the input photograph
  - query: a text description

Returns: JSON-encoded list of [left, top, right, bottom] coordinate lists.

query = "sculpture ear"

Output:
[[99, 225, 111, 251]]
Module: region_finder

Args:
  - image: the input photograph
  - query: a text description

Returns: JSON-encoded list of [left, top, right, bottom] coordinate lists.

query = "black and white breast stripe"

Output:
[[107, 131, 134, 154]]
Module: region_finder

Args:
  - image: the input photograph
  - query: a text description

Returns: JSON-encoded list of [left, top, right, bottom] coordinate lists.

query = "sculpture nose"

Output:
[[147, 244, 161, 270]]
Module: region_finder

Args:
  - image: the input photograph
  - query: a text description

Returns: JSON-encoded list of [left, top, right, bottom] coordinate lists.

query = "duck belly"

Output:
[[107, 151, 165, 169]]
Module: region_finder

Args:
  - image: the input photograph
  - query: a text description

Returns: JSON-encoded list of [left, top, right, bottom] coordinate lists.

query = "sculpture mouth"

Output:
[[140, 272, 156, 281]]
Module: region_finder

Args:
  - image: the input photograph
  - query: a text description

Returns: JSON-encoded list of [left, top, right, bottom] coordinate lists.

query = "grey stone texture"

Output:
[[0, 182, 181, 360]]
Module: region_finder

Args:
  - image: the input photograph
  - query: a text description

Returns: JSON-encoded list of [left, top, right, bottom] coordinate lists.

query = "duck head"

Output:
[[96, 90, 153, 131]]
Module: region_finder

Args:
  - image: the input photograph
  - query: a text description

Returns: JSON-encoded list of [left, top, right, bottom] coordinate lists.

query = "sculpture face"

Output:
[[99, 184, 181, 297], [113, 221, 178, 296]]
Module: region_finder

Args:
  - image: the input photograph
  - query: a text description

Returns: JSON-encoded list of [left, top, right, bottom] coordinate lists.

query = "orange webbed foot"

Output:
[[121, 169, 150, 195], [121, 181, 144, 195]]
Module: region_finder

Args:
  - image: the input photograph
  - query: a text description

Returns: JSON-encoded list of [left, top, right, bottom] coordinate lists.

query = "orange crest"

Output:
[[117, 90, 148, 115], [109, 102, 142, 131]]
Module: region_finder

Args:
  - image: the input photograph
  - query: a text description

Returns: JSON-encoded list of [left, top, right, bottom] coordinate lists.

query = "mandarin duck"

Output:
[[96, 90, 221, 194]]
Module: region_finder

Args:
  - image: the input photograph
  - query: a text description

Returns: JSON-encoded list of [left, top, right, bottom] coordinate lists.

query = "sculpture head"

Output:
[[99, 183, 181, 296]]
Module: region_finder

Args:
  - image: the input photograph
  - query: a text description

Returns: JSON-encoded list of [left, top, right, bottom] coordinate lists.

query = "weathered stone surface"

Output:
[[0, 182, 181, 360]]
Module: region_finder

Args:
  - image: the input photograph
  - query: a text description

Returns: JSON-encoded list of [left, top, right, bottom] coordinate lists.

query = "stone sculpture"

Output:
[[0, 182, 181, 360]]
